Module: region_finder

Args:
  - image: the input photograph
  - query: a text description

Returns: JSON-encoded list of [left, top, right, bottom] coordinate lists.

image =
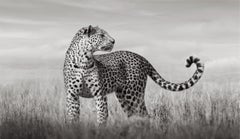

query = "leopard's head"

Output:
[[76, 25, 115, 53]]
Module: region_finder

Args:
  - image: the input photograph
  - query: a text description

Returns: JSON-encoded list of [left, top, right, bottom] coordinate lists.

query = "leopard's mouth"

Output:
[[101, 44, 113, 51]]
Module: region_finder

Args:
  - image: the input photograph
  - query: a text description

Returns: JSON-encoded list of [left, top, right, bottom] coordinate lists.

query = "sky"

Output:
[[0, 0, 239, 81]]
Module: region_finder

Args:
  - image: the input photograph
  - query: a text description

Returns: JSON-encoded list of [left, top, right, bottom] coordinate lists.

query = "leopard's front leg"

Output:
[[94, 94, 108, 125], [66, 87, 80, 122], [64, 71, 83, 123]]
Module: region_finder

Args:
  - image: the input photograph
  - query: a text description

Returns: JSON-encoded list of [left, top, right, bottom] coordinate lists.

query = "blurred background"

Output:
[[0, 0, 239, 84]]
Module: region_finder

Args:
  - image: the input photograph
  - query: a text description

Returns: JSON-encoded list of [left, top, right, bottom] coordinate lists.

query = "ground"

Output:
[[0, 69, 239, 139]]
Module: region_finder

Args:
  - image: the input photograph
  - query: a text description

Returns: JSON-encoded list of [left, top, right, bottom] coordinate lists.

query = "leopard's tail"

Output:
[[147, 56, 204, 91]]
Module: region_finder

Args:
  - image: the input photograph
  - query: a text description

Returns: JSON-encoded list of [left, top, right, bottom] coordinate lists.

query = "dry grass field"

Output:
[[0, 70, 239, 139]]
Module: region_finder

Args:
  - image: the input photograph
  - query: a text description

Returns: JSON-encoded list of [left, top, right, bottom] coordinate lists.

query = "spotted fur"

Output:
[[63, 25, 204, 125]]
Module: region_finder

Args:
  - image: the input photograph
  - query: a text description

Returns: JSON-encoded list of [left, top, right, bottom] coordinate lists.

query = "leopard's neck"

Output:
[[67, 45, 95, 70]]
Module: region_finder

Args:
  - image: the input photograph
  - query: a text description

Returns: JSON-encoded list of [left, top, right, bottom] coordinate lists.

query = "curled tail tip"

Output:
[[185, 56, 201, 68]]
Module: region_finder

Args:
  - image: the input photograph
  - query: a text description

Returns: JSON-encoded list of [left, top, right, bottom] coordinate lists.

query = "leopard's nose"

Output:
[[111, 39, 115, 44]]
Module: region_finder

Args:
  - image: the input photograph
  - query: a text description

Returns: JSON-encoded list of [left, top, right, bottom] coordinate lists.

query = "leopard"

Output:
[[63, 25, 204, 125]]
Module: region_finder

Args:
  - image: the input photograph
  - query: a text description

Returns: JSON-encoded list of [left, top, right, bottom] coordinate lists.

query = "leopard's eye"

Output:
[[100, 34, 105, 38]]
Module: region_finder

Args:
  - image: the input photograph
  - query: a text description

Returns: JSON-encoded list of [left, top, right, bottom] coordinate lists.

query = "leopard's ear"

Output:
[[87, 25, 96, 37], [82, 27, 88, 35]]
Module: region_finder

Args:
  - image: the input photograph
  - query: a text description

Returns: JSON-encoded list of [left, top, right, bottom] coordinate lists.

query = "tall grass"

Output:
[[0, 75, 239, 139]]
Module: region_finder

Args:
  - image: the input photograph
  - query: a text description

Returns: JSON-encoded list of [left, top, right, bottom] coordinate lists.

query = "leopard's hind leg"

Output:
[[115, 79, 149, 117]]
